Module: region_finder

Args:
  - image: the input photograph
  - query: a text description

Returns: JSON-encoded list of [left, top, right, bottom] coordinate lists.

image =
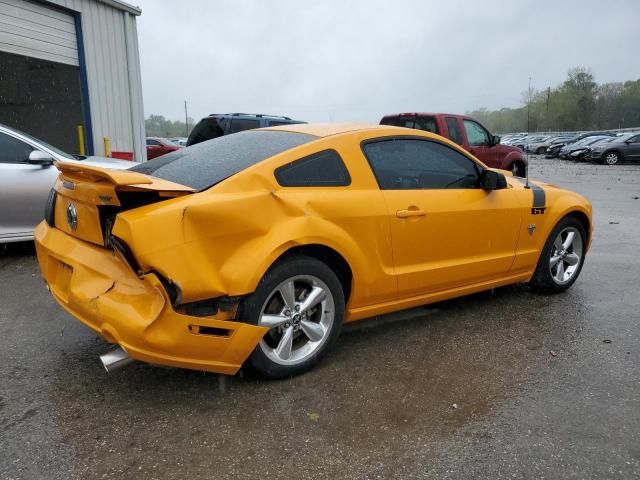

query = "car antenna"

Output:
[[525, 76, 532, 189]]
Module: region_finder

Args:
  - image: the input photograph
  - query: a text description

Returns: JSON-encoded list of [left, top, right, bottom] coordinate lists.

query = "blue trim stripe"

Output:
[[74, 13, 94, 155]]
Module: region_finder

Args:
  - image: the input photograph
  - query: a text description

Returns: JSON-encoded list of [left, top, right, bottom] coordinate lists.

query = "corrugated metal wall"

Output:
[[0, 0, 79, 66], [41, 0, 145, 161]]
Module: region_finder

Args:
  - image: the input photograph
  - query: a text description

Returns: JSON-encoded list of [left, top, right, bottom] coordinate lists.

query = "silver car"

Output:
[[0, 123, 133, 243]]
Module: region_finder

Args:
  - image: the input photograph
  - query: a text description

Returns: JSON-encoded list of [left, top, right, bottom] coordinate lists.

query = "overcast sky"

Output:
[[134, 0, 640, 125]]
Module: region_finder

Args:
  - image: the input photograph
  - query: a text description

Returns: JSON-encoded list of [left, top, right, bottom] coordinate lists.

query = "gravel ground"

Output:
[[1, 156, 639, 479]]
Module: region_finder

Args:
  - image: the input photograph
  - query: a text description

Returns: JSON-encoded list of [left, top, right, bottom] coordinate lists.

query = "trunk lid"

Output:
[[51, 162, 194, 246]]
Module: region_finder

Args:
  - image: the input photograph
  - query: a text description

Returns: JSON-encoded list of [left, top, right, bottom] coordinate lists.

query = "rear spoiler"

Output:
[[54, 161, 195, 192]]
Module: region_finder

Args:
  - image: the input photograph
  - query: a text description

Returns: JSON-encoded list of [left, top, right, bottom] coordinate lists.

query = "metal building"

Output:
[[0, 0, 146, 161]]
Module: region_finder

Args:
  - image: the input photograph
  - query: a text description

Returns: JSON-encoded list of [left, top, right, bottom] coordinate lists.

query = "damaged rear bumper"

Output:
[[34, 222, 267, 375]]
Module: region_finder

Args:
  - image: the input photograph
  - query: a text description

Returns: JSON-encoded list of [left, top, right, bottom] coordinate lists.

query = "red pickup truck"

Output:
[[380, 113, 527, 177]]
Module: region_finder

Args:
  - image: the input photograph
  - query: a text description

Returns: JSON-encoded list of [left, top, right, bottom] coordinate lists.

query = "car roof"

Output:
[[265, 123, 395, 138], [209, 113, 299, 121]]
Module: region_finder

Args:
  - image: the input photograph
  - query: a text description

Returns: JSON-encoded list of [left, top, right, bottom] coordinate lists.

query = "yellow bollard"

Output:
[[77, 125, 86, 156], [103, 136, 111, 157]]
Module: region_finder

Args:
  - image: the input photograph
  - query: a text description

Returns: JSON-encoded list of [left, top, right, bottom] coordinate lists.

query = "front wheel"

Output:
[[239, 256, 344, 379], [603, 151, 620, 165], [529, 217, 587, 293], [536, 147, 546, 155], [511, 162, 526, 177]]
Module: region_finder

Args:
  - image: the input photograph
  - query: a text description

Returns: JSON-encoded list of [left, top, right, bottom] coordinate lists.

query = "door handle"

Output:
[[396, 208, 426, 219]]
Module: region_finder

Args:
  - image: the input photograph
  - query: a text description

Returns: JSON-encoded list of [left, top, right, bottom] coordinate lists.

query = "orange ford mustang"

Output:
[[35, 124, 592, 378]]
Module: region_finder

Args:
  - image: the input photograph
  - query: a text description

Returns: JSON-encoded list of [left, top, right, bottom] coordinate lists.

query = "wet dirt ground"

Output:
[[1, 157, 639, 479]]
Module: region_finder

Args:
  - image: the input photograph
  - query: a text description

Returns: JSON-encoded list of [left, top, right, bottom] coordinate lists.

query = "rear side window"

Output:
[[230, 118, 260, 134], [132, 130, 317, 191], [413, 117, 438, 134], [146, 139, 161, 146], [275, 150, 350, 187], [186, 117, 227, 146], [362, 138, 480, 190], [445, 117, 462, 145], [380, 116, 417, 128]]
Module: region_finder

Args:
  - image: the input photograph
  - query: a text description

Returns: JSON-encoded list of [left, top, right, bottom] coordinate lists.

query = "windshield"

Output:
[[131, 129, 317, 190], [1, 124, 76, 160], [613, 133, 634, 142], [584, 137, 608, 145]]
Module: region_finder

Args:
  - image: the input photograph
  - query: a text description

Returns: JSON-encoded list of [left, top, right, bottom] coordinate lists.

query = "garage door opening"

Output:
[[0, 50, 84, 153]]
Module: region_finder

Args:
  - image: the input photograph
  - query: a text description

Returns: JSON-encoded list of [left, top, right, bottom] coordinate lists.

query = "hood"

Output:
[[501, 144, 522, 153]]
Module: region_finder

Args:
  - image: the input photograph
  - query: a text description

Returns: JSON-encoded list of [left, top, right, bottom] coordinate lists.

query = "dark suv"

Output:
[[187, 113, 306, 146]]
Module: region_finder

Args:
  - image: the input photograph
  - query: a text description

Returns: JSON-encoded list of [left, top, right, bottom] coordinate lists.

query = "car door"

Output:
[[626, 135, 640, 160], [462, 119, 495, 166], [0, 132, 59, 242], [146, 139, 163, 159], [361, 137, 521, 298], [444, 116, 464, 146]]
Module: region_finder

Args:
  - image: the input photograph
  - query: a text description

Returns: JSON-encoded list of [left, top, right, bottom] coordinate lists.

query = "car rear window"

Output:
[[381, 116, 439, 134], [186, 116, 227, 146], [132, 130, 317, 190]]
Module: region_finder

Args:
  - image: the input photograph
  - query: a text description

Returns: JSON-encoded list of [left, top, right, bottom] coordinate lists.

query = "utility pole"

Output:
[[546, 86, 550, 132], [527, 77, 532, 134], [184, 100, 189, 137], [525, 77, 532, 189]]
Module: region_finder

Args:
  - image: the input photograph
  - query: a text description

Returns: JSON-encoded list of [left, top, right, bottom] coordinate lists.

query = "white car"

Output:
[[168, 137, 188, 146], [0, 123, 133, 243]]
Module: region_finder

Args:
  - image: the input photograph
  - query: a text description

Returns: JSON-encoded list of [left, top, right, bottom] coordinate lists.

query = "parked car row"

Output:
[[499, 130, 640, 165], [557, 135, 613, 160], [580, 133, 640, 164]]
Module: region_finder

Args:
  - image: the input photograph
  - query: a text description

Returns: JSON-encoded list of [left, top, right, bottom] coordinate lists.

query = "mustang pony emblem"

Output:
[[66, 203, 78, 230]]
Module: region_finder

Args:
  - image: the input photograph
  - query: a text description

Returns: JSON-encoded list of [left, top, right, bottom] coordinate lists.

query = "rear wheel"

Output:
[[511, 162, 526, 177], [530, 217, 586, 293], [239, 256, 344, 379], [603, 151, 620, 165], [536, 147, 546, 155]]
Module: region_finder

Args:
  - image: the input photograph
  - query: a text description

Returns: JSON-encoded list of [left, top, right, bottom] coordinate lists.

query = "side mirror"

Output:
[[481, 170, 507, 190], [27, 150, 54, 166], [492, 135, 501, 146]]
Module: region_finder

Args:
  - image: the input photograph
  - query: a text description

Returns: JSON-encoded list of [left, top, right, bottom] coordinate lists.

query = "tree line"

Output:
[[467, 68, 640, 134], [145, 114, 195, 138]]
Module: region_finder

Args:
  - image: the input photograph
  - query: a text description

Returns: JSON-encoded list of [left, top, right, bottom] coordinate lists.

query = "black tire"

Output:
[[536, 147, 546, 155], [529, 216, 587, 293], [603, 151, 620, 165], [511, 162, 526, 177], [239, 256, 345, 379]]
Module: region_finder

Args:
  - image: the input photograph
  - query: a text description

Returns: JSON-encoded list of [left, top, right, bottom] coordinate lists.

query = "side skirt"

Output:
[[345, 272, 533, 323]]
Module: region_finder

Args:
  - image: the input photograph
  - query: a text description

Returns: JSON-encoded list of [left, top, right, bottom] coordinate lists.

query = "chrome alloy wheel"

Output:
[[604, 152, 619, 165], [258, 275, 335, 365], [549, 226, 583, 285]]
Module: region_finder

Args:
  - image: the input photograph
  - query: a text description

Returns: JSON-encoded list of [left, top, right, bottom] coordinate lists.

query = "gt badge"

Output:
[[527, 223, 536, 234], [531, 207, 546, 215], [66, 203, 78, 230]]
